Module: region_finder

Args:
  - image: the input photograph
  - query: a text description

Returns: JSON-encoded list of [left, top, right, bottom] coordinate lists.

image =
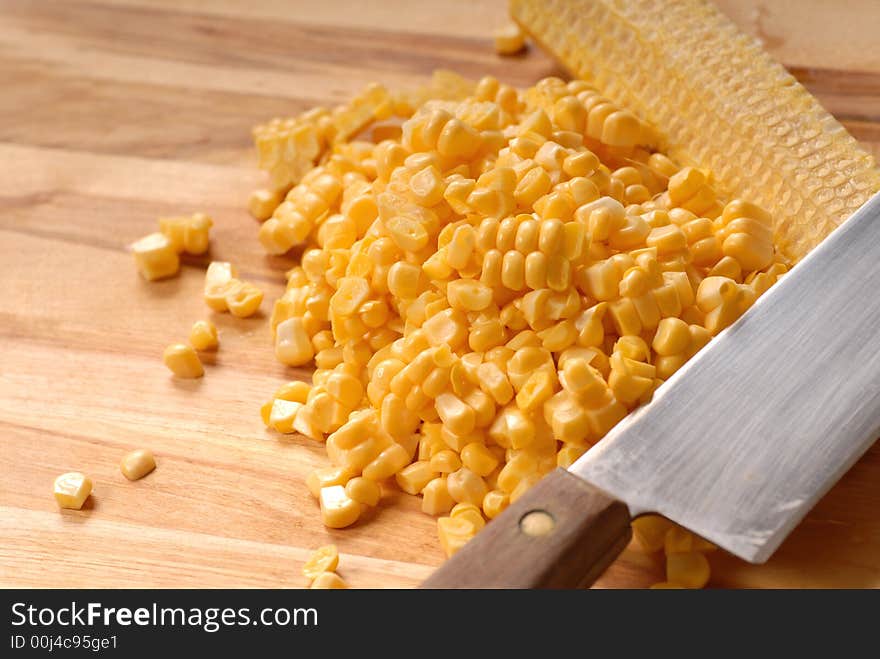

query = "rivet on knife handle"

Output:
[[421, 469, 631, 589]]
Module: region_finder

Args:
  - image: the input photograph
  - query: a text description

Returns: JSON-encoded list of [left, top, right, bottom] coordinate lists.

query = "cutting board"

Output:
[[1, 0, 878, 588]]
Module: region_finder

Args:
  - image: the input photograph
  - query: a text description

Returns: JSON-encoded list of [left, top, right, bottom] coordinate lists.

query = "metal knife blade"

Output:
[[570, 192, 880, 564]]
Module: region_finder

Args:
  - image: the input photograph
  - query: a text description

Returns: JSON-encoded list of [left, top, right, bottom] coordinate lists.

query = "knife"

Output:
[[423, 192, 880, 588]]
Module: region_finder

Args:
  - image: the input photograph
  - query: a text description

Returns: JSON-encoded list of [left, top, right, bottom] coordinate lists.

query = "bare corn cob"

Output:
[[510, 0, 880, 260]]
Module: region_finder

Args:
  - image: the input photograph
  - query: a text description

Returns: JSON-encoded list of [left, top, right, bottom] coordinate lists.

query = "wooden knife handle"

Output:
[[421, 468, 632, 589]]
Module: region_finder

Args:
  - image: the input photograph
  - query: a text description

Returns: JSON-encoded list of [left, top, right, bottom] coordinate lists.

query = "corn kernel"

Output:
[[303, 544, 339, 581], [482, 489, 509, 519], [53, 472, 92, 509], [362, 443, 411, 481], [204, 261, 238, 311], [430, 449, 462, 474], [131, 233, 179, 281], [345, 477, 381, 507], [275, 317, 315, 366], [248, 188, 282, 221], [422, 476, 455, 515], [307, 466, 354, 499], [396, 461, 437, 495], [275, 380, 311, 403], [446, 467, 488, 506], [666, 552, 711, 589], [494, 23, 526, 55], [437, 515, 476, 557], [163, 343, 204, 378], [450, 502, 486, 532], [632, 515, 674, 553], [319, 485, 361, 529], [310, 572, 348, 589], [226, 281, 264, 318], [189, 320, 218, 351]]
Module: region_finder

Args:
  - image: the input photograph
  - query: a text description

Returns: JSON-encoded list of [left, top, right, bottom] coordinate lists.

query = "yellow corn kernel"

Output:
[[306, 466, 354, 499], [170, 213, 213, 255], [501, 250, 526, 290], [476, 361, 514, 405], [556, 444, 586, 468], [460, 442, 499, 478], [490, 405, 536, 449], [422, 308, 468, 350], [496, 452, 537, 494], [515, 370, 556, 412], [396, 460, 437, 495], [515, 167, 553, 208], [666, 552, 711, 589], [310, 572, 348, 589], [303, 544, 339, 581], [131, 233, 180, 281], [437, 515, 476, 557], [447, 224, 476, 270], [450, 502, 486, 532], [53, 472, 93, 510], [430, 449, 462, 474], [275, 317, 315, 366], [163, 343, 204, 378], [422, 476, 455, 515], [493, 23, 526, 55], [248, 188, 282, 221], [325, 371, 364, 408], [119, 448, 157, 482], [631, 515, 674, 553], [204, 261, 238, 311], [409, 165, 445, 206], [189, 320, 218, 351], [560, 358, 606, 402], [319, 485, 361, 529], [269, 398, 303, 433], [446, 467, 488, 506], [435, 392, 476, 436], [646, 224, 687, 255], [386, 215, 429, 252], [275, 380, 311, 403], [447, 278, 492, 311], [651, 317, 690, 356], [345, 477, 381, 507], [362, 443, 411, 481], [482, 489, 509, 519], [225, 281, 264, 318]]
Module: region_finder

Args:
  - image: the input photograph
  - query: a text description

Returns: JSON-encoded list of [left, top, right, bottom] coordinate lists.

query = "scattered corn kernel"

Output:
[[310, 572, 348, 589], [120, 449, 157, 481], [345, 477, 381, 506], [189, 320, 219, 350], [493, 23, 527, 56], [163, 343, 204, 378], [131, 233, 179, 281], [159, 213, 213, 255], [53, 472, 92, 510], [302, 544, 339, 581], [319, 485, 361, 529]]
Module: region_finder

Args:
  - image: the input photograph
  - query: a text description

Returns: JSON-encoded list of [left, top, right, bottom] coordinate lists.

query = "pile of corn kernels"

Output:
[[246, 71, 789, 588]]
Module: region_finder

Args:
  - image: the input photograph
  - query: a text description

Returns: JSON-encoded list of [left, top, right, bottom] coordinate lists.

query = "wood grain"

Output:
[[1, 0, 878, 588]]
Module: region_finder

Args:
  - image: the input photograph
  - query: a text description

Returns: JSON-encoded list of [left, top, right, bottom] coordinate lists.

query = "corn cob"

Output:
[[510, 0, 880, 260]]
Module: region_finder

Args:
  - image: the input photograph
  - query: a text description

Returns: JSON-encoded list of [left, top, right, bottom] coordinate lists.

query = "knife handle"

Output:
[[421, 468, 631, 589]]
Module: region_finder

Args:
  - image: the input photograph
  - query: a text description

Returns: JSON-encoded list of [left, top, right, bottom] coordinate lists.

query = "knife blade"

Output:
[[423, 192, 880, 588]]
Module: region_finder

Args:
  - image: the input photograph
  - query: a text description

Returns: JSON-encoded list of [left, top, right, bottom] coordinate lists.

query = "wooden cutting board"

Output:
[[1, 0, 878, 589]]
